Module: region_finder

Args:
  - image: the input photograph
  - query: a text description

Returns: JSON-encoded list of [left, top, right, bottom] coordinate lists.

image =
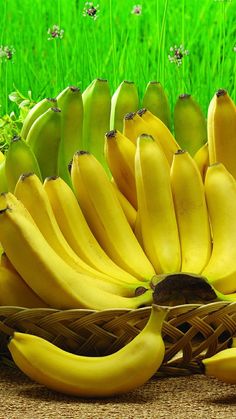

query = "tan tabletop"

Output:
[[0, 363, 236, 419]]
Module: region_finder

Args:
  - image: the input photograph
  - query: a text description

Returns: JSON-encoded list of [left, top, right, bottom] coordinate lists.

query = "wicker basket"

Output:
[[1, 301, 236, 376]]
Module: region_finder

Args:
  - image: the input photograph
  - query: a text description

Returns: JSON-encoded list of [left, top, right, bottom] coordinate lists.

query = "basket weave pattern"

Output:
[[1, 301, 236, 376]]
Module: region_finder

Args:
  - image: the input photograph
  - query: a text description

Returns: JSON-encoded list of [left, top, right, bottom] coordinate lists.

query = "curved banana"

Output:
[[26, 107, 61, 179], [173, 94, 207, 156], [111, 179, 137, 230], [193, 142, 209, 181], [0, 198, 153, 310], [142, 81, 171, 130], [14, 174, 141, 297], [0, 266, 47, 307], [21, 97, 57, 140], [202, 163, 236, 293], [5, 135, 42, 192], [207, 89, 236, 178], [43, 175, 141, 285], [104, 129, 137, 208], [110, 80, 139, 132], [135, 134, 181, 274], [202, 348, 236, 384], [71, 151, 155, 280], [170, 150, 211, 274], [8, 304, 167, 397]]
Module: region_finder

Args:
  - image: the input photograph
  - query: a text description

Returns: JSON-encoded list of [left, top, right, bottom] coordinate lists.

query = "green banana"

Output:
[[110, 80, 139, 132], [82, 78, 111, 170], [5, 136, 42, 192], [26, 107, 61, 179], [142, 81, 171, 130], [0, 159, 8, 194], [21, 97, 57, 140], [174, 94, 207, 156]]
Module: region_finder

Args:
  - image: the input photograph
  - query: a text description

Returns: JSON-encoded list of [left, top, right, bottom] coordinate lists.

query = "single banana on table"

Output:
[[104, 129, 137, 209], [21, 97, 57, 140], [71, 151, 155, 281], [8, 304, 168, 397], [110, 80, 139, 132], [170, 149, 211, 274], [142, 81, 171, 130], [202, 347, 236, 384], [202, 162, 236, 293], [207, 89, 236, 178], [135, 134, 181, 274], [173, 94, 207, 156], [193, 142, 209, 181], [0, 194, 153, 310], [26, 107, 61, 179]]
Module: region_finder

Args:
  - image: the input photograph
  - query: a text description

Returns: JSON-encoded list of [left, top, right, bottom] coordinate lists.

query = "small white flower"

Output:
[[0, 45, 15, 61], [131, 5, 142, 15], [83, 2, 100, 20], [168, 45, 189, 66], [47, 24, 64, 40]]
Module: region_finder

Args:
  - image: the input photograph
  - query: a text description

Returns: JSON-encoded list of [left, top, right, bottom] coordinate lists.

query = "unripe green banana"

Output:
[[5, 136, 42, 192], [110, 81, 139, 132], [142, 81, 171, 130], [21, 97, 57, 140], [174, 94, 207, 156], [0, 159, 8, 194], [57, 86, 83, 184], [26, 107, 61, 179], [82, 79, 111, 170]]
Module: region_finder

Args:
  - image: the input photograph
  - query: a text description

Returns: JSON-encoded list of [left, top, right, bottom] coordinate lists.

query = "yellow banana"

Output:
[[142, 81, 171, 130], [135, 134, 181, 274], [21, 97, 57, 140], [71, 151, 155, 280], [0, 198, 153, 310], [110, 80, 139, 132], [43, 175, 141, 285], [8, 305, 167, 397], [0, 158, 8, 194], [202, 347, 236, 384], [0, 265, 47, 307], [104, 129, 137, 208], [14, 174, 141, 297], [193, 142, 209, 181], [110, 179, 137, 230], [202, 163, 236, 293], [123, 112, 139, 143], [0, 150, 5, 163], [207, 89, 236, 178], [170, 150, 211, 273]]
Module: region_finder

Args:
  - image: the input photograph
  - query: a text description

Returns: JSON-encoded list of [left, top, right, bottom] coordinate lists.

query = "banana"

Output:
[[170, 150, 211, 273], [8, 304, 167, 397], [43, 175, 141, 285], [135, 134, 181, 274], [111, 179, 137, 230], [0, 265, 48, 307], [26, 107, 61, 179], [142, 81, 171, 130], [174, 94, 207, 156], [5, 136, 42, 192], [110, 80, 139, 132], [0, 150, 5, 163], [137, 108, 180, 164], [207, 89, 236, 178], [0, 158, 8, 194], [82, 78, 111, 170], [21, 97, 57, 140], [202, 163, 236, 293], [57, 86, 83, 183], [193, 142, 209, 181], [104, 129, 137, 208], [122, 112, 138, 143], [71, 151, 155, 280], [202, 347, 236, 384], [14, 173, 141, 297], [0, 198, 153, 310], [1, 251, 17, 272]]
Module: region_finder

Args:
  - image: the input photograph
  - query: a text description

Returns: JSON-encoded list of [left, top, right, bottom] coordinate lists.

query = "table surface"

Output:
[[0, 363, 236, 419]]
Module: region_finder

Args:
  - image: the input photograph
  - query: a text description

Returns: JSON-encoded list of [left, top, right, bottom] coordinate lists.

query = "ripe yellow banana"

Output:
[[170, 150, 211, 274], [202, 347, 236, 384], [21, 97, 57, 140], [193, 142, 209, 181], [8, 304, 168, 397], [202, 163, 236, 293], [207, 89, 236, 178], [110, 80, 139, 132], [142, 81, 171, 130], [135, 134, 181, 274], [110, 179, 137, 230], [0, 265, 47, 307], [43, 175, 141, 285], [0, 198, 153, 310], [14, 174, 140, 297], [71, 151, 155, 280], [104, 129, 137, 208]]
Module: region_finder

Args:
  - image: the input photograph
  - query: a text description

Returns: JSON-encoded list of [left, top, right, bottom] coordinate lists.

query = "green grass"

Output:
[[0, 0, 235, 120]]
